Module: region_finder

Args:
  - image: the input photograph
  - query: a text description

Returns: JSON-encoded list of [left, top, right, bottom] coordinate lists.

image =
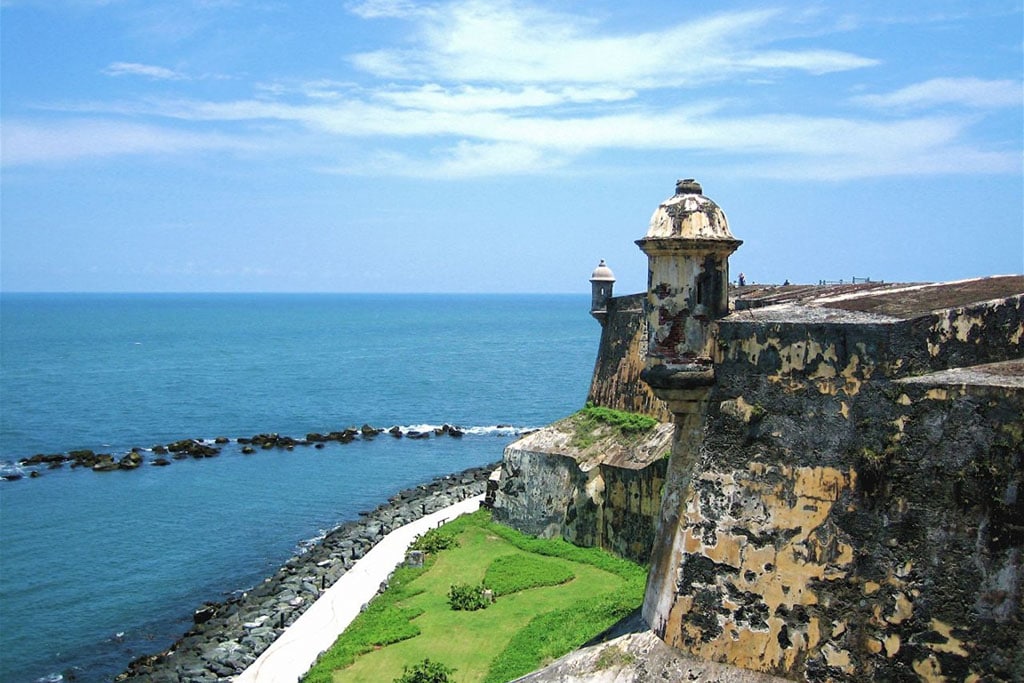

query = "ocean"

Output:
[[0, 293, 597, 682]]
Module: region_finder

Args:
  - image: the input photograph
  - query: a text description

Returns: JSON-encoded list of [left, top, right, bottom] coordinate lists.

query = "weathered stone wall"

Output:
[[494, 420, 672, 564], [644, 286, 1024, 682], [588, 294, 671, 421]]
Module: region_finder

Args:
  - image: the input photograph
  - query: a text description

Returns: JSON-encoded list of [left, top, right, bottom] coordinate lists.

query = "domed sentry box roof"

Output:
[[590, 259, 616, 282], [639, 179, 740, 248]]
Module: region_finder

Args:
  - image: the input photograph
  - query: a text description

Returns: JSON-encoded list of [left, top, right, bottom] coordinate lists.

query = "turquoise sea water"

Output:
[[0, 293, 596, 682]]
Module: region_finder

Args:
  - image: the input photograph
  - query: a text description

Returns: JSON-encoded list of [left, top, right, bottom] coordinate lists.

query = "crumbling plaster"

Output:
[[644, 288, 1024, 681]]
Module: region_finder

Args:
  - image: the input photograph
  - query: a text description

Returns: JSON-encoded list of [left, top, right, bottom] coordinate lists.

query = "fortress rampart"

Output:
[[496, 179, 1023, 681]]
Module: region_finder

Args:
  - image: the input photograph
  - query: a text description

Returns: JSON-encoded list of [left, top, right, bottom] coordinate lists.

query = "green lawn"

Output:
[[302, 510, 646, 683]]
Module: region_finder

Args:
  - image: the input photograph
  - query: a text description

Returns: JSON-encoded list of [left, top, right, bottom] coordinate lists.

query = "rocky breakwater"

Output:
[[116, 463, 498, 683], [11, 423, 478, 476]]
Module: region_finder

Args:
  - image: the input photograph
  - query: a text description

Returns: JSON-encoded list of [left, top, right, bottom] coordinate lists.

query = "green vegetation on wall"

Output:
[[569, 403, 659, 449]]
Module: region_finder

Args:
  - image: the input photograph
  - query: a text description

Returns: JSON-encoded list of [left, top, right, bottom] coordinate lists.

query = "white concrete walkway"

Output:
[[234, 494, 485, 683]]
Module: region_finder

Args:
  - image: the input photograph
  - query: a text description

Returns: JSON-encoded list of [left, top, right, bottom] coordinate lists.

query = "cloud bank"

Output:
[[3, 0, 1020, 180]]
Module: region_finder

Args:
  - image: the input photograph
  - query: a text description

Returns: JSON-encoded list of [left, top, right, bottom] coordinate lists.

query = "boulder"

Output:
[[119, 453, 142, 470], [92, 455, 118, 472], [193, 604, 218, 624]]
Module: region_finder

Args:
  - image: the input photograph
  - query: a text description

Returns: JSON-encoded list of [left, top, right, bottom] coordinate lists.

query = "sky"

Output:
[[1, 0, 1021, 294]]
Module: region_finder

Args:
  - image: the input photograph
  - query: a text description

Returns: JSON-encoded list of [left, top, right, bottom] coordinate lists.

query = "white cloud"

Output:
[[348, 2, 878, 86], [6, 1, 1015, 182], [0, 119, 249, 165], [122, 92, 1017, 180], [852, 77, 1023, 110], [103, 62, 186, 80], [736, 50, 878, 74], [373, 84, 636, 112], [345, 0, 432, 20], [330, 140, 565, 178]]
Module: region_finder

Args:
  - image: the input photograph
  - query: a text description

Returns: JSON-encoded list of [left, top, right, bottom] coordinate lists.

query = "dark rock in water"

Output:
[[241, 446, 255, 455], [237, 437, 252, 445], [214, 436, 230, 444], [69, 449, 95, 459], [193, 604, 217, 624], [329, 429, 356, 444], [152, 445, 168, 454], [314, 443, 324, 449], [389, 426, 403, 438], [306, 433, 326, 442], [119, 452, 143, 470], [153, 458, 171, 467], [446, 424, 465, 437], [1, 467, 25, 480], [407, 431, 429, 440], [361, 424, 382, 437], [29, 470, 41, 478], [92, 455, 118, 472], [20, 453, 67, 467], [167, 439, 221, 458]]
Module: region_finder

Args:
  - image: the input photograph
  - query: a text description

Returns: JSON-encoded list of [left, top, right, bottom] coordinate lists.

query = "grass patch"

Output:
[[483, 554, 574, 596], [569, 403, 658, 449], [302, 564, 428, 683], [303, 510, 646, 683]]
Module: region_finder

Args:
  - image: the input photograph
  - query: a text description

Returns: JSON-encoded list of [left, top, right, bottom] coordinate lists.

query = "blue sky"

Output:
[[1, 0, 1021, 294]]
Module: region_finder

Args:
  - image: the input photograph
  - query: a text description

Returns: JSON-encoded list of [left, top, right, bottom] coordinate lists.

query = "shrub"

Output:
[[410, 528, 459, 554], [448, 582, 491, 611], [394, 658, 456, 683]]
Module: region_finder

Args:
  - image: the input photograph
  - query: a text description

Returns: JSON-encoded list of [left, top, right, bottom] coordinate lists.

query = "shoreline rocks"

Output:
[[114, 462, 499, 683]]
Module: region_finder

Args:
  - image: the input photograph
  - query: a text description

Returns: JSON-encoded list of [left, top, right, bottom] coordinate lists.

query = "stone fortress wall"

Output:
[[495, 179, 1023, 682], [493, 290, 674, 565], [586, 292, 672, 422], [651, 279, 1023, 681]]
